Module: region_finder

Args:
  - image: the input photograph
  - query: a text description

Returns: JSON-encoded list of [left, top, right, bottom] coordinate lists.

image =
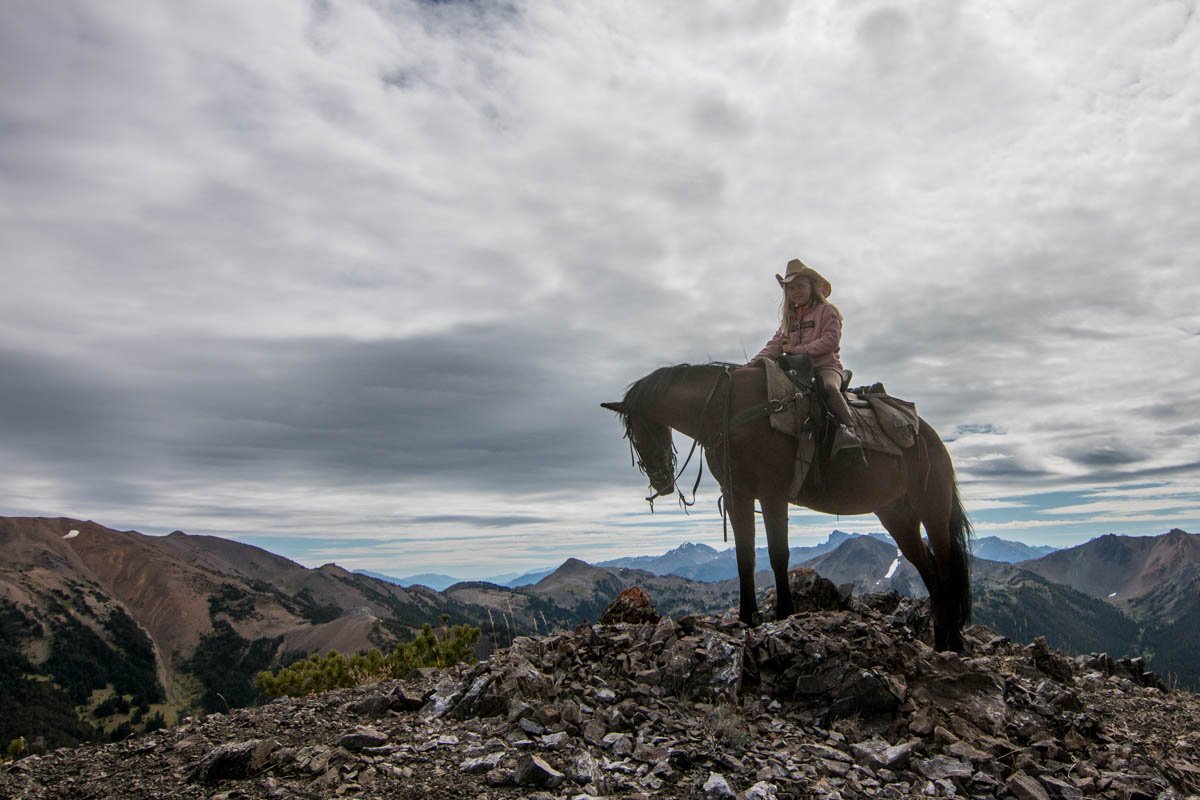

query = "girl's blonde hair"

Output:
[[778, 277, 843, 330]]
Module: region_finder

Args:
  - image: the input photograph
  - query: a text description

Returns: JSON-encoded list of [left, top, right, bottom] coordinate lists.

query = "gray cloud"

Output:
[[1, 0, 1198, 570]]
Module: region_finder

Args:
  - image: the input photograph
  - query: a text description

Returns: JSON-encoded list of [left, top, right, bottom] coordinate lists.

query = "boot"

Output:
[[832, 423, 864, 461]]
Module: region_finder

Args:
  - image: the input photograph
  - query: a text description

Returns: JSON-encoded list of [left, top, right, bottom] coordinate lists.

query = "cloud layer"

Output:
[[2, 0, 1198, 576]]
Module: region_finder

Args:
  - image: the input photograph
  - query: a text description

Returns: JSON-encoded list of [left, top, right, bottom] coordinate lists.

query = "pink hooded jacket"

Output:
[[753, 302, 845, 373]]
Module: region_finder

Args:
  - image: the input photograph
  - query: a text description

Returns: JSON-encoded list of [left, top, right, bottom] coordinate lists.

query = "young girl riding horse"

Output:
[[749, 258, 863, 459]]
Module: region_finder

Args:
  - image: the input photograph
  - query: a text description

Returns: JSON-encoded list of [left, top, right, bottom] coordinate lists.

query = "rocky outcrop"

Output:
[[3, 585, 1199, 799]]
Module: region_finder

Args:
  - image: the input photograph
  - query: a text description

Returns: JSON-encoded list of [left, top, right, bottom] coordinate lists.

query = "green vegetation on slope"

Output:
[[972, 576, 1142, 657], [0, 599, 100, 752], [182, 620, 282, 713], [256, 620, 480, 698]]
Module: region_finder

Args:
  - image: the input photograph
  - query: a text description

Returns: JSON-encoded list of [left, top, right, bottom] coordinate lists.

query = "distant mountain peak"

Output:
[[668, 542, 717, 555], [555, 557, 596, 573]]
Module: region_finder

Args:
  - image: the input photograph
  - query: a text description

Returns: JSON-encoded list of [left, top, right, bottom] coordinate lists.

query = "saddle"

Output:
[[758, 357, 920, 502], [776, 354, 869, 408]]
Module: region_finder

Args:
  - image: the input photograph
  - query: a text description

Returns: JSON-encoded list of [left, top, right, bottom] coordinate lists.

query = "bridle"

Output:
[[629, 362, 808, 540]]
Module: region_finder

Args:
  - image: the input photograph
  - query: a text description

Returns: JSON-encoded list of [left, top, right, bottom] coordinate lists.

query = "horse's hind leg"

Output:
[[761, 496, 793, 619], [912, 437, 972, 652], [875, 497, 936, 596], [729, 492, 760, 625]]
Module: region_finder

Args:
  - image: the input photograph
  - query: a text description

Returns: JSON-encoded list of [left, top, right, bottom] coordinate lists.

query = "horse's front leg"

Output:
[[729, 492, 759, 625], [761, 497, 793, 619]]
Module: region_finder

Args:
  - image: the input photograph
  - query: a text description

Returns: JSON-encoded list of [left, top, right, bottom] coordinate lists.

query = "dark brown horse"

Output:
[[602, 363, 973, 652]]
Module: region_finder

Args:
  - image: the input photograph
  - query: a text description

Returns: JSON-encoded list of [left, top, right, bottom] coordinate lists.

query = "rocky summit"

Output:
[[3, 574, 1200, 800]]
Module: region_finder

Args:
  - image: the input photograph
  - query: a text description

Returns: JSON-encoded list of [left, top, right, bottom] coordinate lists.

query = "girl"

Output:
[[751, 258, 863, 458]]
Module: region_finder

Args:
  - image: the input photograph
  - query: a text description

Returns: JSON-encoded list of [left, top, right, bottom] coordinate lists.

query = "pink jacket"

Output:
[[753, 302, 845, 373]]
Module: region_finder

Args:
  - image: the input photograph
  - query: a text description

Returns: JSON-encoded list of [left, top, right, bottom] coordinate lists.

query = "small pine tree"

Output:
[[254, 621, 480, 698], [7, 736, 27, 761]]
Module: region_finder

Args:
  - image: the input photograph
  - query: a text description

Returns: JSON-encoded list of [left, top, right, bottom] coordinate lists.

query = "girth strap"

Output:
[[728, 397, 791, 429]]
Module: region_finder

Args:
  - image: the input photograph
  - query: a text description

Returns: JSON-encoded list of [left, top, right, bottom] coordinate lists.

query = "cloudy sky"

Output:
[[2, 0, 1198, 580]]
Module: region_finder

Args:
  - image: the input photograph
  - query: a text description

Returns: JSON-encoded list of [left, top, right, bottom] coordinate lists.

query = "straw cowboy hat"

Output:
[[776, 258, 832, 299]]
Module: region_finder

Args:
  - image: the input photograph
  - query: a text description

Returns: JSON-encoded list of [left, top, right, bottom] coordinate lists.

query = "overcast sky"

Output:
[[2, 0, 1198, 579]]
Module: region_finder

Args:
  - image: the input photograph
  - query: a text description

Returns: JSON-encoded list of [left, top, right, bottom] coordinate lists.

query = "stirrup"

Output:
[[832, 424, 864, 461]]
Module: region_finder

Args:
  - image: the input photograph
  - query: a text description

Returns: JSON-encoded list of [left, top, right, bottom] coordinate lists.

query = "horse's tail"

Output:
[[945, 481, 974, 629]]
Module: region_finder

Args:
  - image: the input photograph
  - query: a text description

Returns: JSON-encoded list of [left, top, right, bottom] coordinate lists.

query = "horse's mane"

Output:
[[617, 362, 731, 418], [614, 363, 733, 484]]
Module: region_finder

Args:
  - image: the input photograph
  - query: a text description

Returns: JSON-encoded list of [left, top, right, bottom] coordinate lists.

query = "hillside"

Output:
[[8, 513, 1200, 760], [3, 583, 1198, 799], [0, 517, 537, 749], [1015, 529, 1200, 687]]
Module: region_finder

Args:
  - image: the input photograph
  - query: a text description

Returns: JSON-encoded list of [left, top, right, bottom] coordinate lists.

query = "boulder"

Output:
[[600, 587, 661, 625]]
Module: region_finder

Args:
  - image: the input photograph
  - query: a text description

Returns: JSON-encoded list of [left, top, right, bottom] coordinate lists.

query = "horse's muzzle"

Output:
[[645, 482, 676, 502]]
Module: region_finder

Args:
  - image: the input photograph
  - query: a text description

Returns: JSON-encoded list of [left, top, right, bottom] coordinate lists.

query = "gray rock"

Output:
[[703, 771, 736, 799], [515, 754, 566, 789], [340, 693, 391, 717], [566, 751, 603, 787], [542, 731, 570, 750], [914, 755, 972, 781], [1006, 771, 1051, 800], [519, 717, 546, 736], [601, 732, 633, 758], [582, 719, 607, 745], [746, 780, 779, 799], [851, 738, 918, 770], [336, 726, 389, 751], [189, 739, 277, 783], [459, 751, 505, 774]]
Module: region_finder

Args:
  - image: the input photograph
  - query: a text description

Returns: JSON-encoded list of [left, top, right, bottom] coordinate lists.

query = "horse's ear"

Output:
[[601, 401, 626, 414]]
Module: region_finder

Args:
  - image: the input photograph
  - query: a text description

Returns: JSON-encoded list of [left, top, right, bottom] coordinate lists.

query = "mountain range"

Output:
[[0, 516, 749, 750], [4, 515, 1198, 755], [365, 531, 1054, 588]]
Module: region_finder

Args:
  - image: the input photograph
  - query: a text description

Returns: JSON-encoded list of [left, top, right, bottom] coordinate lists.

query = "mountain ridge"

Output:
[[5, 514, 1198, 757]]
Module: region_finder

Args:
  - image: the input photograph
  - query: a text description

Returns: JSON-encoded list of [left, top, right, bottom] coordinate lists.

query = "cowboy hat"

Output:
[[775, 258, 832, 298]]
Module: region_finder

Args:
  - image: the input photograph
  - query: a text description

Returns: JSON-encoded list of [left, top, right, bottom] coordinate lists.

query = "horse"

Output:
[[602, 362, 973, 652]]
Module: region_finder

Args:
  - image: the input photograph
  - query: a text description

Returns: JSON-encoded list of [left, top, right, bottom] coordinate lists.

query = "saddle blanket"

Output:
[[760, 358, 919, 456]]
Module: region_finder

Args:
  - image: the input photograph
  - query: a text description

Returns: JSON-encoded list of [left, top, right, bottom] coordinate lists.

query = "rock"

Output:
[[519, 717, 546, 737], [745, 780, 778, 799], [601, 732, 633, 758], [340, 693, 391, 717], [582, 719, 607, 745], [514, 754, 565, 789], [851, 738, 918, 770], [1006, 771, 1051, 800], [914, 755, 972, 781], [787, 567, 848, 612], [1062, 728, 1087, 752], [391, 686, 427, 711], [542, 731, 569, 750], [702, 771, 736, 799], [189, 739, 277, 783], [485, 767, 515, 787], [566, 751, 603, 787], [336, 727, 388, 751], [600, 587, 661, 625], [459, 752, 505, 774], [945, 740, 990, 763], [593, 687, 617, 704]]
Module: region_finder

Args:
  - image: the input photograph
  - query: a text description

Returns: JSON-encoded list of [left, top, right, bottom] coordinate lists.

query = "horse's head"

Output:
[[601, 400, 677, 502]]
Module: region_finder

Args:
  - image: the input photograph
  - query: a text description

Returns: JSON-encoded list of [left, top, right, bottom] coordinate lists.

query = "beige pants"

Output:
[[817, 368, 855, 430]]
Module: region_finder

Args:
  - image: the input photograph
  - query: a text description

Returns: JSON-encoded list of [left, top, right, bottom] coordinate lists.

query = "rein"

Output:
[[645, 365, 729, 511], [629, 363, 804, 541], [666, 365, 800, 541]]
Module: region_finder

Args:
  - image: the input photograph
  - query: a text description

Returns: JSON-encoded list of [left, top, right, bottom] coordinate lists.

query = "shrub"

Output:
[[6, 736, 26, 762], [256, 620, 480, 698]]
